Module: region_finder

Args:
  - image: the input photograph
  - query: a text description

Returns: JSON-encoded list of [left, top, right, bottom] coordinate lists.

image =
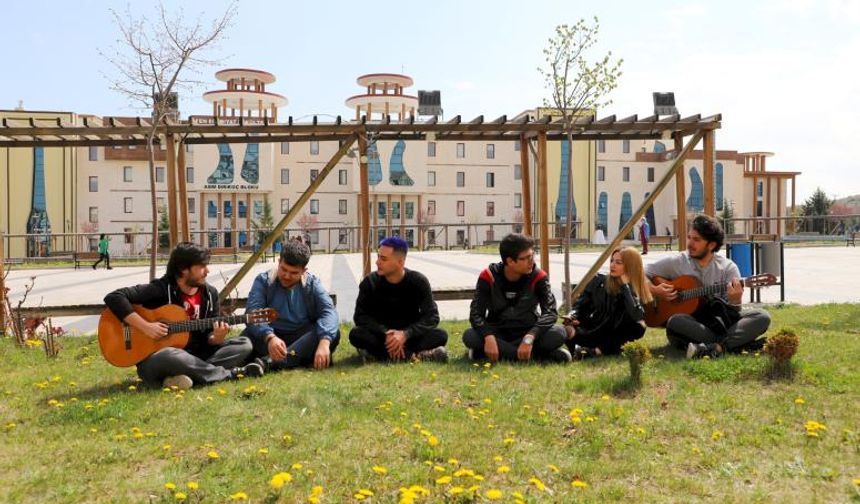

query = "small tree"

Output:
[[104, 1, 237, 279], [251, 196, 280, 249], [801, 187, 833, 234], [539, 17, 623, 308], [717, 199, 735, 235], [157, 206, 170, 249]]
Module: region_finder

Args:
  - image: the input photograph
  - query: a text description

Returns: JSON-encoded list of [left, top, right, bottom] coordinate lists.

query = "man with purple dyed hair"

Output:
[[349, 236, 449, 363]]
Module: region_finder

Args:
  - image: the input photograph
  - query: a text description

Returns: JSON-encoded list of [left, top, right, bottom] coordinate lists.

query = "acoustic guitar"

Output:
[[98, 304, 277, 367], [644, 273, 777, 328]]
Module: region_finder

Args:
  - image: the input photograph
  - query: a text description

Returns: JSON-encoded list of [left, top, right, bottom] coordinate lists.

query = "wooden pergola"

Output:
[[0, 112, 721, 304]]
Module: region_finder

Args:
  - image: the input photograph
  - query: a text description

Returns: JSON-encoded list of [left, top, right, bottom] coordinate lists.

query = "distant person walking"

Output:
[[639, 217, 650, 255], [92, 234, 112, 270]]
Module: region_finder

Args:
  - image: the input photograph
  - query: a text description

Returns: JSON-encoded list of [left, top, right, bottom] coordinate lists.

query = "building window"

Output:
[[597, 192, 608, 232], [391, 202, 401, 220], [623, 166, 630, 182], [514, 164, 522, 180], [486, 144, 495, 159], [208, 201, 217, 218], [186, 166, 194, 184], [89, 146, 98, 161], [281, 169, 290, 184], [598, 139, 605, 153], [310, 141, 319, 155], [427, 200, 436, 215], [223, 201, 232, 218], [427, 142, 436, 157], [486, 229, 495, 243], [310, 169, 319, 183], [428, 229, 437, 245], [456, 172, 465, 187], [280, 142, 289, 155], [89, 207, 98, 223], [456, 229, 465, 245], [456, 143, 465, 158], [156, 197, 165, 209], [647, 166, 655, 183], [123, 166, 133, 182], [310, 199, 319, 214], [378, 202, 387, 221], [716, 163, 724, 211], [687, 167, 704, 211], [188, 197, 195, 214], [457, 200, 465, 217], [619, 192, 632, 235], [514, 193, 522, 208], [405, 201, 414, 219], [597, 166, 605, 182], [339, 169, 348, 185], [622, 140, 630, 154], [89, 176, 98, 192], [338, 199, 347, 215], [156, 166, 165, 183], [338, 229, 348, 245], [486, 172, 495, 188], [124, 227, 133, 244], [427, 171, 436, 186], [514, 141, 521, 152], [238, 201, 247, 219], [486, 201, 495, 217], [281, 198, 290, 214], [309, 230, 320, 244], [124, 197, 133, 213]]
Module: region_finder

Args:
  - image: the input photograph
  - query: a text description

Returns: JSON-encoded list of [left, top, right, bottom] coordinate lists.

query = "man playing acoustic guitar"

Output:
[[646, 214, 771, 359], [104, 242, 263, 390]]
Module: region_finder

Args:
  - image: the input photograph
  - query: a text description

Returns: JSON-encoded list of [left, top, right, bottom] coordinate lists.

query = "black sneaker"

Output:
[[571, 344, 599, 361], [731, 338, 766, 353], [414, 346, 449, 363], [548, 345, 573, 363], [686, 342, 722, 359], [231, 362, 265, 379]]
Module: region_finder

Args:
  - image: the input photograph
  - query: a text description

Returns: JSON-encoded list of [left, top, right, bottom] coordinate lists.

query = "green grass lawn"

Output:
[[2, 304, 859, 503]]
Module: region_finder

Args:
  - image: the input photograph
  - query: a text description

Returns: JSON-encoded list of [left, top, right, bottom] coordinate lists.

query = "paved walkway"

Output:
[[3, 246, 858, 334]]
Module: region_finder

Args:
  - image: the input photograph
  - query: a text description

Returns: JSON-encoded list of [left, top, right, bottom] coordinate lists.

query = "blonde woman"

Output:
[[564, 247, 652, 359]]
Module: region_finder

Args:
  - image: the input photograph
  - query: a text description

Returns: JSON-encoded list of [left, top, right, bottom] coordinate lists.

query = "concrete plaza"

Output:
[[3, 245, 858, 334]]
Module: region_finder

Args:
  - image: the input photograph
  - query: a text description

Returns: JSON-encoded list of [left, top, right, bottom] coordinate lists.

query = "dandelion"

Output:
[[711, 430, 723, 441], [528, 477, 546, 492], [433, 465, 447, 472], [601, 394, 610, 400], [571, 479, 589, 489], [165, 482, 177, 490], [547, 464, 560, 473], [503, 437, 515, 446], [270, 472, 293, 490], [448, 458, 459, 466], [229, 491, 248, 501], [485, 489, 503, 500], [174, 492, 187, 501], [186, 482, 198, 490], [308, 486, 324, 503], [162, 444, 172, 451], [805, 420, 827, 437], [258, 448, 269, 455], [354, 488, 374, 500], [372, 465, 388, 475], [207, 450, 220, 460], [448, 486, 466, 495], [794, 397, 805, 405], [128, 385, 137, 391], [291, 462, 304, 470], [853, 478, 860, 485], [496, 466, 511, 474], [427, 435, 439, 447]]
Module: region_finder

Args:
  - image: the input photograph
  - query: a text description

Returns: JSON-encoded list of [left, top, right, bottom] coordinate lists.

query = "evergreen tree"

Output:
[[801, 187, 833, 233]]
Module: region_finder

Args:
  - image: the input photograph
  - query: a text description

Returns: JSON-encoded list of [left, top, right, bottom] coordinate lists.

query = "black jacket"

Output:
[[353, 270, 440, 339], [469, 262, 558, 338], [571, 274, 644, 337], [104, 277, 220, 359]]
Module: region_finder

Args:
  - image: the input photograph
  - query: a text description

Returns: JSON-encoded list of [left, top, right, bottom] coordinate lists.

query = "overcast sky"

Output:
[[2, 0, 858, 200]]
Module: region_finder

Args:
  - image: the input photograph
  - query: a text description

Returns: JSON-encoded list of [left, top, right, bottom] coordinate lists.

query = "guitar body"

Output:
[[644, 275, 704, 327], [98, 304, 190, 367]]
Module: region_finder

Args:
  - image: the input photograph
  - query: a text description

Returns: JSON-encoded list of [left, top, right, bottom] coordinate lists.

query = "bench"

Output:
[[848, 232, 856, 247], [209, 247, 239, 264], [649, 236, 675, 251], [74, 251, 101, 269]]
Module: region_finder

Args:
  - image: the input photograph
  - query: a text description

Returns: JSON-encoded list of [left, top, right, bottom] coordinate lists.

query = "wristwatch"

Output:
[[522, 334, 535, 345]]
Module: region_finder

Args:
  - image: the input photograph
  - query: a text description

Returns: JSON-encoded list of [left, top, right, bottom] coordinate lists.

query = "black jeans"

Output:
[[566, 317, 646, 355], [136, 336, 253, 387], [462, 325, 566, 361], [93, 253, 111, 269], [349, 325, 448, 361], [248, 325, 341, 370], [666, 309, 771, 351]]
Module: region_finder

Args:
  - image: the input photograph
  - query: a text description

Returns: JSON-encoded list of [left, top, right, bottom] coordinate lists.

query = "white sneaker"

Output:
[[163, 375, 193, 390]]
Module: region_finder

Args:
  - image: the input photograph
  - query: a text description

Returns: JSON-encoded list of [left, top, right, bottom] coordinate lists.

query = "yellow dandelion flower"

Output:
[[492, 455, 503, 462], [503, 437, 515, 446], [270, 472, 293, 490], [448, 486, 466, 495], [162, 444, 171, 450], [852, 478, 860, 485], [311, 486, 324, 495], [448, 458, 459, 466], [571, 479, 588, 489], [229, 491, 248, 501], [794, 397, 805, 405], [496, 466, 511, 474], [433, 465, 447, 472], [485, 489, 503, 500], [436, 476, 453, 485], [207, 450, 220, 459], [547, 464, 560, 473], [512, 491, 524, 499], [601, 394, 610, 400], [372, 465, 387, 475], [186, 482, 198, 490], [427, 435, 439, 446], [174, 491, 187, 501], [528, 477, 546, 491], [165, 482, 177, 490], [258, 448, 269, 455], [711, 431, 723, 441], [358, 489, 374, 497], [291, 462, 303, 470]]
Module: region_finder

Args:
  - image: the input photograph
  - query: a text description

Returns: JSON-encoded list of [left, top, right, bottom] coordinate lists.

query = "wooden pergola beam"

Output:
[[519, 134, 532, 236], [218, 135, 357, 302], [537, 131, 550, 275], [165, 133, 179, 249], [358, 132, 371, 277], [674, 133, 687, 250], [703, 129, 715, 215]]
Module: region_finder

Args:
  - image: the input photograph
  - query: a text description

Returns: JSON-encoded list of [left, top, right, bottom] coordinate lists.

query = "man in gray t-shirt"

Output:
[[646, 215, 770, 358]]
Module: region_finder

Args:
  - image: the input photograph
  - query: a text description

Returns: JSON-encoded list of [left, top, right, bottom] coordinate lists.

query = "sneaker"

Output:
[[231, 362, 265, 379], [414, 346, 449, 363], [162, 375, 193, 390], [571, 344, 599, 361], [356, 348, 375, 364], [548, 345, 573, 363], [686, 342, 722, 359], [91, 264, 96, 270], [107, 266, 113, 270], [467, 348, 476, 361]]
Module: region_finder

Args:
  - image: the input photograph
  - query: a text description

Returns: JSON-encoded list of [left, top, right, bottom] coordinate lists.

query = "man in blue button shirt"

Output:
[[243, 239, 340, 370]]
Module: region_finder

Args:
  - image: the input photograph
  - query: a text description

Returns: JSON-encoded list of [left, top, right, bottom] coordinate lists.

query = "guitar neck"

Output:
[[167, 314, 247, 334], [678, 278, 746, 301]]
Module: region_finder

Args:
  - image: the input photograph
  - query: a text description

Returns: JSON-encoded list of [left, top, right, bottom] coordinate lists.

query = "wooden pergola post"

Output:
[[537, 131, 550, 275], [0, 232, 5, 333], [177, 139, 190, 242], [165, 133, 179, 248], [569, 131, 705, 303], [674, 133, 687, 250], [703, 129, 715, 215], [219, 136, 357, 302], [358, 133, 371, 277], [519, 134, 532, 236]]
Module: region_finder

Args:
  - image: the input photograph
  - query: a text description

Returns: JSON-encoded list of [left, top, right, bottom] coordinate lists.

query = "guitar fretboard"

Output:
[[167, 314, 248, 334], [678, 278, 746, 301]]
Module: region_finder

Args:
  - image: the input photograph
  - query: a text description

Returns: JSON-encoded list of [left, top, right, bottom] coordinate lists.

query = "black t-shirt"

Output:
[[355, 269, 436, 330]]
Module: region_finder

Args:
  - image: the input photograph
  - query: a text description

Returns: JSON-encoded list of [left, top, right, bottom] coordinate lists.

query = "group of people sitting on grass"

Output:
[[104, 213, 771, 390]]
